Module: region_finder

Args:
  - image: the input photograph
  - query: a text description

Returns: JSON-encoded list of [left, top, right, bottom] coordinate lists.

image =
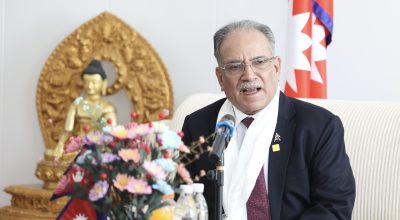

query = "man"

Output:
[[181, 20, 355, 220]]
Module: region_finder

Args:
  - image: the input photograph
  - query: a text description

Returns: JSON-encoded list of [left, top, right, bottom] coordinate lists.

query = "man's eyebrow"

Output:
[[249, 55, 267, 61], [224, 59, 243, 64], [224, 55, 268, 64]]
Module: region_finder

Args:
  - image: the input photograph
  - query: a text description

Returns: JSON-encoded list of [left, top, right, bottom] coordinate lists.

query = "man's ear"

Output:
[[273, 56, 282, 79], [215, 67, 224, 90], [102, 79, 108, 96]]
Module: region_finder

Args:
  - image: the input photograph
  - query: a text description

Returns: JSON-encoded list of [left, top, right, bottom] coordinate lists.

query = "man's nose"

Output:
[[242, 63, 256, 79]]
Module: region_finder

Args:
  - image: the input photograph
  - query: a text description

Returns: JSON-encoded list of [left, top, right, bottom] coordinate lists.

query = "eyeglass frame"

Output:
[[218, 56, 276, 76]]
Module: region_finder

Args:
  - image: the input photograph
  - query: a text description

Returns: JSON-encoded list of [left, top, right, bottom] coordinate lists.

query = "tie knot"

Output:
[[241, 117, 254, 128]]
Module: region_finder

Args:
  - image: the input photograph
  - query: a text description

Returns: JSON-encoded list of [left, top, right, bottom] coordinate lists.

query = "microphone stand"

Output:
[[208, 115, 234, 220], [207, 152, 224, 220]]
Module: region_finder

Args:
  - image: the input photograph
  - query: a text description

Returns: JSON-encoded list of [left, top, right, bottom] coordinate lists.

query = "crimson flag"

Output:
[[284, 0, 333, 98]]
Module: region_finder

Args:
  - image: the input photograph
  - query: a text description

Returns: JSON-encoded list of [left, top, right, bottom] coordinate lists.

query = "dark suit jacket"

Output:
[[181, 92, 356, 220]]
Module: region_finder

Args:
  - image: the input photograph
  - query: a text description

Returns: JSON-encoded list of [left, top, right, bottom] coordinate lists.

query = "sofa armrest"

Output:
[[169, 93, 225, 132]]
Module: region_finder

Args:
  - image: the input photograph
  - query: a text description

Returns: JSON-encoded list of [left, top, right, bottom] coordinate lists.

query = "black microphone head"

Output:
[[209, 114, 236, 163]]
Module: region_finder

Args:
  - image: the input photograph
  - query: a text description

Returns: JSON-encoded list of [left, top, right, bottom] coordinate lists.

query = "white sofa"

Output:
[[169, 93, 400, 220]]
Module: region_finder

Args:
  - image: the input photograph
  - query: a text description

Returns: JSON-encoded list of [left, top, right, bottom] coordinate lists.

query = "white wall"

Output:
[[328, 0, 400, 101], [1, 0, 399, 206], [0, 0, 5, 208]]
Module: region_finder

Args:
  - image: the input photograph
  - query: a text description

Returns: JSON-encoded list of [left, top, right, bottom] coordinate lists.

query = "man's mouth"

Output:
[[240, 87, 261, 95]]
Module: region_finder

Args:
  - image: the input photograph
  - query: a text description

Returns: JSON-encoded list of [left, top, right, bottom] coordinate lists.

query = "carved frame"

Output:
[[36, 12, 174, 151]]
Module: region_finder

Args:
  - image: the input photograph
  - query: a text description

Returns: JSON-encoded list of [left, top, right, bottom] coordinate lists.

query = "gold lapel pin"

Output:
[[272, 144, 280, 152]]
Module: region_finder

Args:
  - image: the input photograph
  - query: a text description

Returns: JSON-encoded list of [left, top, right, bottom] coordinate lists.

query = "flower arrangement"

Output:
[[53, 113, 193, 220]]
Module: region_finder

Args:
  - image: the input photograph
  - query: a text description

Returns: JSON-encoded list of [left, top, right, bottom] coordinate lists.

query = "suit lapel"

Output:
[[208, 98, 227, 134], [268, 93, 296, 220]]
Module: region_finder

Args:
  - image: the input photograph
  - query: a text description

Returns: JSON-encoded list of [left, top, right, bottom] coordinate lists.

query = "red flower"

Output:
[[109, 142, 116, 149], [130, 112, 137, 119], [158, 112, 166, 120], [100, 173, 108, 180], [145, 173, 153, 180], [83, 124, 90, 133], [141, 143, 151, 154], [106, 118, 113, 125], [163, 152, 170, 159]]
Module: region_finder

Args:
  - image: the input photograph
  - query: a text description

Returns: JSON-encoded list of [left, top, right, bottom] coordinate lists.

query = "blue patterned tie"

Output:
[[242, 117, 271, 220]]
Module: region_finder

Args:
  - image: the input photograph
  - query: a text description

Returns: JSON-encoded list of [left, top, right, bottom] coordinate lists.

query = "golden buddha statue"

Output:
[[0, 13, 175, 220], [50, 59, 117, 160]]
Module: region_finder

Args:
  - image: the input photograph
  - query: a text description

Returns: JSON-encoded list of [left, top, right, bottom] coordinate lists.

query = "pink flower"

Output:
[[113, 173, 130, 191], [103, 125, 128, 139], [127, 124, 154, 139], [65, 136, 83, 153], [198, 136, 205, 144], [118, 148, 140, 163], [124, 122, 137, 130], [177, 163, 193, 184], [110, 125, 128, 139], [179, 143, 190, 153], [89, 180, 109, 201], [143, 161, 166, 180], [126, 178, 152, 195]]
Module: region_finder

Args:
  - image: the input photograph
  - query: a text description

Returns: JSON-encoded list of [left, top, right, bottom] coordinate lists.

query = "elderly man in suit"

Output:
[[181, 20, 355, 220]]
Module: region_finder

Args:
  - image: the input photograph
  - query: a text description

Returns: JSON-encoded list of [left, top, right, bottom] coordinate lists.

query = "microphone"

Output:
[[209, 114, 235, 163]]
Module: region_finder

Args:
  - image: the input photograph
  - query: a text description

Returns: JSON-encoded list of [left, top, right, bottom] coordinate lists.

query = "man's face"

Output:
[[216, 29, 281, 115], [82, 74, 104, 96]]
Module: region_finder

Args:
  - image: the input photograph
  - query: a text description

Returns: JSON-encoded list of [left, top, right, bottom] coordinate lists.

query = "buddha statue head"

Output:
[[81, 59, 108, 97]]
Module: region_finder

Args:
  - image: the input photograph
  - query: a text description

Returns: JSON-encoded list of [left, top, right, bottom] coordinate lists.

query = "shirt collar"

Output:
[[232, 86, 280, 129]]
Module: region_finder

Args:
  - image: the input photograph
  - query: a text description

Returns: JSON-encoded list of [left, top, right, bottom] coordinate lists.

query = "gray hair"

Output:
[[213, 20, 276, 65]]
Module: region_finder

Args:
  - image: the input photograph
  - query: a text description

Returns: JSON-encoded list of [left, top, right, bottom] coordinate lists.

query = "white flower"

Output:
[[152, 121, 169, 133]]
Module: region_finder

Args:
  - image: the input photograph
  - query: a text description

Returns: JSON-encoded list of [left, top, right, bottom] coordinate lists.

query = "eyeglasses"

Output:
[[220, 56, 275, 76]]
